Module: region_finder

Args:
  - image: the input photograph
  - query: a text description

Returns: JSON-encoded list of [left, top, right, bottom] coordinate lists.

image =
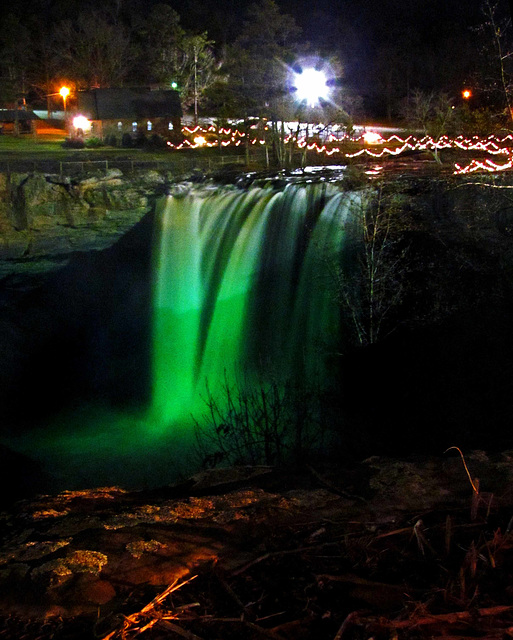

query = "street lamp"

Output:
[[59, 86, 70, 115], [462, 89, 472, 100]]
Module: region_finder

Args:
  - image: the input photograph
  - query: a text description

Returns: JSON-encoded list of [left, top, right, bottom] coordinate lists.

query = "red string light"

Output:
[[166, 126, 513, 174]]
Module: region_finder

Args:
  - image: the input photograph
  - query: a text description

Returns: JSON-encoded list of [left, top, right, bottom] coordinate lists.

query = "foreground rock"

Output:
[[1, 453, 513, 639]]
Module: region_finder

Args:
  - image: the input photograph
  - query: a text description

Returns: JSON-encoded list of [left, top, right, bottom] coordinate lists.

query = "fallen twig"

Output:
[[140, 575, 198, 613], [444, 446, 479, 494], [195, 617, 284, 640], [372, 526, 412, 540], [333, 610, 362, 639], [241, 620, 286, 639], [230, 541, 339, 576], [100, 575, 198, 640], [215, 570, 254, 618], [157, 619, 205, 639], [412, 519, 438, 556], [356, 604, 513, 631]]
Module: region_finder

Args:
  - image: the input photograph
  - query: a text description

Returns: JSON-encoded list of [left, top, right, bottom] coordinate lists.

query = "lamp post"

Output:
[[59, 86, 70, 116]]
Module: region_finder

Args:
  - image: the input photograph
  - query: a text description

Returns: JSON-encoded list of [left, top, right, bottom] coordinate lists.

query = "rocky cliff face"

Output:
[[0, 168, 168, 441], [0, 169, 169, 279]]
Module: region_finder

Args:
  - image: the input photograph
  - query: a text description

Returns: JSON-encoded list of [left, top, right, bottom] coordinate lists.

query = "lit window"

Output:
[[147, 121, 152, 131], [168, 122, 173, 130], [117, 121, 122, 131], [132, 122, 137, 132]]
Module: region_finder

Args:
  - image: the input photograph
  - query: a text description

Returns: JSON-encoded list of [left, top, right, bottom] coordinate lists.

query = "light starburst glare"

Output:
[[293, 68, 330, 107]]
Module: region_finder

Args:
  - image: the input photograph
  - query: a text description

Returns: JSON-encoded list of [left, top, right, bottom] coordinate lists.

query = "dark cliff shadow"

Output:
[[0, 208, 156, 433]]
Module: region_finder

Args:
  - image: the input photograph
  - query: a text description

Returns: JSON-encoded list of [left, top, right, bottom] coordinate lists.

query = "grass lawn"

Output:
[[0, 133, 146, 158], [0, 132, 253, 170], [0, 128, 408, 171], [0, 134, 67, 155]]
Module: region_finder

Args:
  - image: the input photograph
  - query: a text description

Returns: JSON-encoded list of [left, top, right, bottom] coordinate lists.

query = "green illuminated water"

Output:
[[151, 182, 359, 432]]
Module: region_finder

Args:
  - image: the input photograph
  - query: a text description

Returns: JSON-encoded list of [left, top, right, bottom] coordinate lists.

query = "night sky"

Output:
[[170, 0, 487, 114], [15, 0, 487, 57], [21, 0, 486, 65], [177, 0, 484, 42], [8, 0, 491, 117]]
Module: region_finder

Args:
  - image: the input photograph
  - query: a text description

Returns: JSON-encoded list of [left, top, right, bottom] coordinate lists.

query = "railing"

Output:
[[0, 154, 247, 176]]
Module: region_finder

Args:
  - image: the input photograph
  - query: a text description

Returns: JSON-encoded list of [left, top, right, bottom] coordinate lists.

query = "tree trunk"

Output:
[[245, 118, 250, 166], [14, 102, 19, 137]]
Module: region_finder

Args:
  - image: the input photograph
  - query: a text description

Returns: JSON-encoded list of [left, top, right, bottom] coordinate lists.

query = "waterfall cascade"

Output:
[[152, 181, 360, 431], [4, 174, 509, 492], [1, 180, 363, 491]]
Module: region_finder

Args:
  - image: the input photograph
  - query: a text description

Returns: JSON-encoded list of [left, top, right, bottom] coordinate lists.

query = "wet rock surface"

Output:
[[1, 454, 513, 638]]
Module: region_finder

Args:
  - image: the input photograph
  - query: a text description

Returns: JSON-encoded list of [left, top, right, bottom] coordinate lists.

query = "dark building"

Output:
[[0, 109, 40, 134], [75, 87, 182, 139]]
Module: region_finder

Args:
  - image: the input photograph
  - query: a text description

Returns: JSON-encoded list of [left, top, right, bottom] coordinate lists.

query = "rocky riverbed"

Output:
[[1, 453, 513, 639]]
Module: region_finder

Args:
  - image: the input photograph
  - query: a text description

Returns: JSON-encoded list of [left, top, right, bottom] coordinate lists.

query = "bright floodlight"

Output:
[[73, 115, 91, 131], [363, 131, 382, 144], [293, 68, 330, 107]]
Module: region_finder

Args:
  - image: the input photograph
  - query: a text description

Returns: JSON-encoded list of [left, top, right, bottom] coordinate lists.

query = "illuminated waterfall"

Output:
[[151, 182, 359, 431]]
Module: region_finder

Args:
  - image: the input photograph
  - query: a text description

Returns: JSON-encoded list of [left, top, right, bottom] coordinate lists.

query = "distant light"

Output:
[[171, 81, 178, 90], [462, 89, 472, 99], [293, 68, 330, 107], [194, 136, 206, 146], [59, 86, 70, 99], [363, 131, 382, 144], [73, 115, 91, 131]]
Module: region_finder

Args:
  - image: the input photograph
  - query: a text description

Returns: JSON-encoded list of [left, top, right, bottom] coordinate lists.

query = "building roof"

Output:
[[77, 88, 182, 120], [0, 110, 40, 123]]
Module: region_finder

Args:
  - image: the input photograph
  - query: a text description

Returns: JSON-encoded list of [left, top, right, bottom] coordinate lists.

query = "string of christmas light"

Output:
[[454, 158, 513, 174], [166, 126, 513, 173]]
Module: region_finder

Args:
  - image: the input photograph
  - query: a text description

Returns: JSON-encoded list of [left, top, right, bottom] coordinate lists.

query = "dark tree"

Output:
[[475, 0, 513, 120], [137, 4, 184, 86], [0, 14, 33, 109], [53, 11, 134, 88], [213, 0, 301, 118]]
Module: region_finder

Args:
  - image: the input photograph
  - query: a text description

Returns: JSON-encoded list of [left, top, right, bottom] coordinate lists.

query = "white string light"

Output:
[[166, 127, 513, 174]]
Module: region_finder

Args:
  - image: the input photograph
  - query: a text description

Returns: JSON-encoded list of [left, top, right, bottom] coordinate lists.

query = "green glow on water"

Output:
[[5, 405, 196, 491]]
